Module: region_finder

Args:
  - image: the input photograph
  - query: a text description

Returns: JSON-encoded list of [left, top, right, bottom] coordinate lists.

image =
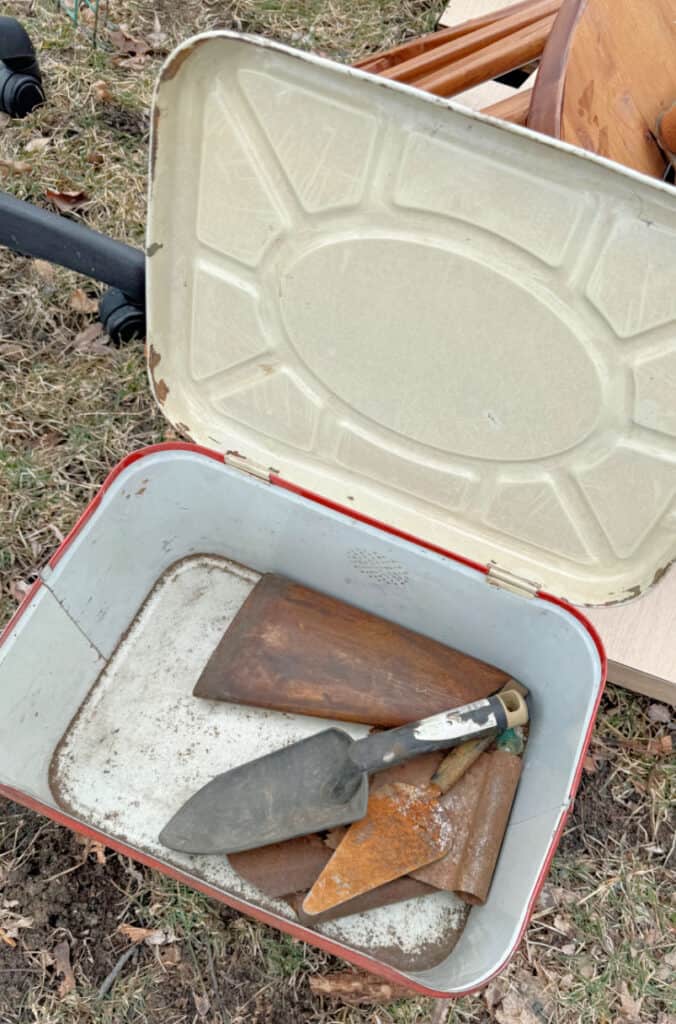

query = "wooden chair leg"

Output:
[[379, 0, 559, 84], [355, 0, 557, 74], [481, 87, 534, 123], [412, 14, 554, 97]]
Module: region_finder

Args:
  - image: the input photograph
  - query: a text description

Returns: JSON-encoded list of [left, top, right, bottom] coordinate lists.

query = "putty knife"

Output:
[[159, 691, 528, 855]]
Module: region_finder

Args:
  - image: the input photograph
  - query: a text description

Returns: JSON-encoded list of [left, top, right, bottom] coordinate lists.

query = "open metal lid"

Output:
[[146, 32, 676, 607]]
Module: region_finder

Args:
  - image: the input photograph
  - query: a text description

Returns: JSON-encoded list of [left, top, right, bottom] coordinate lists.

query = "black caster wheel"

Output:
[[0, 17, 45, 118], [99, 288, 146, 345]]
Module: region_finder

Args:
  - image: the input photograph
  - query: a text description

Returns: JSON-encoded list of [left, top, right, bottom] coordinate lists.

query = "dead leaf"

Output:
[[193, 992, 210, 1018], [113, 53, 148, 70], [25, 137, 50, 153], [147, 12, 168, 50], [118, 924, 157, 943], [74, 322, 108, 352], [36, 431, 60, 450], [495, 992, 543, 1024], [93, 79, 113, 103], [664, 949, 676, 969], [53, 940, 76, 998], [49, 523, 65, 543], [578, 957, 595, 980], [0, 158, 32, 175], [0, 112, 10, 129], [33, 258, 55, 280], [483, 979, 506, 1010], [86, 151, 105, 166], [69, 288, 99, 314], [559, 943, 576, 955], [583, 754, 598, 775], [118, 924, 175, 946], [493, 970, 555, 1024], [9, 579, 31, 603], [553, 914, 573, 935], [0, 902, 32, 944], [75, 835, 107, 864], [45, 188, 89, 213], [108, 26, 151, 57], [647, 735, 673, 756], [159, 944, 181, 966], [647, 704, 671, 725], [40, 949, 55, 969], [618, 980, 642, 1023]]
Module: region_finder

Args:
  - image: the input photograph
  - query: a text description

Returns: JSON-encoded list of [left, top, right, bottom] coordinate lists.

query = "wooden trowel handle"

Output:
[[349, 692, 528, 775]]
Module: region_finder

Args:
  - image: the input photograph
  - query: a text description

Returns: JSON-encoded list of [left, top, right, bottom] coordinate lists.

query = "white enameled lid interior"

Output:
[[146, 32, 676, 607]]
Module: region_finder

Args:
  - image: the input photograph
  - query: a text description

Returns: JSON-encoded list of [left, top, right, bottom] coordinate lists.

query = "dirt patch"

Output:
[[96, 105, 150, 139], [0, 802, 357, 1023], [559, 758, 662, 857], [0, 806, 125, 1011]]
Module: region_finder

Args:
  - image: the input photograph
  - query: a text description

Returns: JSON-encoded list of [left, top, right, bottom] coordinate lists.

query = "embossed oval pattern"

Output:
[[279, 238, 603, 461]]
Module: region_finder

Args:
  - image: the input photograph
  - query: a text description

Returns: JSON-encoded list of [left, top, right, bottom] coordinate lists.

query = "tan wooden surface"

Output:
[[585, 566, 676, 706], [455, 79, 518, 109], [439, 0, 520, 30], [528, 0, 676, 177]]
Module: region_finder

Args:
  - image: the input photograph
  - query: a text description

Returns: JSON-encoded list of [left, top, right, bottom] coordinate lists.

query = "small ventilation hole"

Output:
[[347, 549, 409, 586]]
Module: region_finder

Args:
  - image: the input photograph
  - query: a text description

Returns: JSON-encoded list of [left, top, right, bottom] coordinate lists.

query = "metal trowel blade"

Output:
[[159, 729, 368, 854]]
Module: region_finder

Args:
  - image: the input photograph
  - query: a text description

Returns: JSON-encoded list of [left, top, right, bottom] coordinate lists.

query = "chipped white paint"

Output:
[[413, 702, 497, 743]]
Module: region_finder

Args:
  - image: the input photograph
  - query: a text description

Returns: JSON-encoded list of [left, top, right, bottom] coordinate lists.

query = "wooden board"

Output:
[[194, 574, 510, 725], [527, 0, 676, 177], [455, 70, 536, 118], [439, 0, 519, 30], [585, 566, 676, 706]]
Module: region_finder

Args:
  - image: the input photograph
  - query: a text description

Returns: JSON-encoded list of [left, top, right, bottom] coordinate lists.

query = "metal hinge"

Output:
[[223, 452, 272, 482], [486, 563, 540, 598]]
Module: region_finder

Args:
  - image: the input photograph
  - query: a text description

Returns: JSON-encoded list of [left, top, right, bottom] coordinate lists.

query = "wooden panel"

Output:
[[457, 79, 518, 109], [585, 565, 676, 706], [528, 0, 676, 177], [439, 0, 520, 30], [194, 574, 510, 725]]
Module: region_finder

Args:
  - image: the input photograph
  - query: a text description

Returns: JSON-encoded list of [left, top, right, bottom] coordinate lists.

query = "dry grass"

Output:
[[0, 2, 675, 1022]]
